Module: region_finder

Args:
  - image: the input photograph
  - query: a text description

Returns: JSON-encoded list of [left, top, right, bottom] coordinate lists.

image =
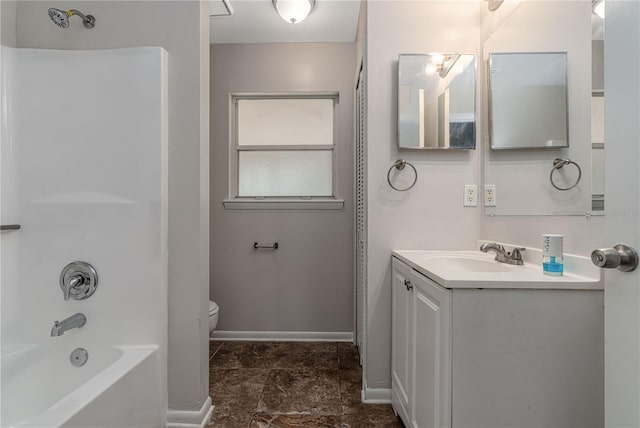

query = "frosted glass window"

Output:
[[233, 94, 336, 199], [238, 99, 333, 146], [238, 151, 332, 197]]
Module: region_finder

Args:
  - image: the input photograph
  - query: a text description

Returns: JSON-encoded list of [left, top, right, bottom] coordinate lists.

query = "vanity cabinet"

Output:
[[391, 257, 451, 428], [391, 256, 604, 428]]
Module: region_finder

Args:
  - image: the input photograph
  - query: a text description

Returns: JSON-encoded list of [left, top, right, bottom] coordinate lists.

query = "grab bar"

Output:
[[0, 224, 21, 231], [253, 242, 279, 250]]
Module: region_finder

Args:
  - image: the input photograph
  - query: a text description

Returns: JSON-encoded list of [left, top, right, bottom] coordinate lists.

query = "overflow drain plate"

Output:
[[70, 348, 89, 367]]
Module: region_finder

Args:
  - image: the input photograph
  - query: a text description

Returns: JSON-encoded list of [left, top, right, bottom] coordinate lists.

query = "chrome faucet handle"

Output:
[[509, 247, 526, 262], [63, 275, 84, 301], [60, 262, 98, 301], [507, 248, 527, 266]]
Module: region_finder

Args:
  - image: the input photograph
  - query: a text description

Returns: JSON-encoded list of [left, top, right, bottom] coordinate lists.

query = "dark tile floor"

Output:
[[208, 341, 404, 428]]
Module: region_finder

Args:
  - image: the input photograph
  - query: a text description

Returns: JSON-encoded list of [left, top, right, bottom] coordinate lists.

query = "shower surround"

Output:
[[0, 47, 168, 427]]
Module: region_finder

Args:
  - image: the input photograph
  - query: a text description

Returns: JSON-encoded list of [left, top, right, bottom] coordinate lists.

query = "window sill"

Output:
[[222, 199, 344, 210]]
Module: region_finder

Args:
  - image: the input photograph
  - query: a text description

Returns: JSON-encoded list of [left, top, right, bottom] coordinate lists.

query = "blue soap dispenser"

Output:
[[543, 234, 563, 276]]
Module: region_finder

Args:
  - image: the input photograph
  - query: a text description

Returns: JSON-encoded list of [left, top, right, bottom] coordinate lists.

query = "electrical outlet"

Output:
[[485, 184, 497, 206], [464, 185, 477, 207]]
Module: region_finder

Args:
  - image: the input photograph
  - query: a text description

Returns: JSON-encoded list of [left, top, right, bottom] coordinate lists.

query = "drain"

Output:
[[70, 348, 88, 367]]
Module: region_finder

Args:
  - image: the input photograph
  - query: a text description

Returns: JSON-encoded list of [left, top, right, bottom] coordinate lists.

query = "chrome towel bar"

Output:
[[254, 242, 279, 250], [0, 224, 21, 231]]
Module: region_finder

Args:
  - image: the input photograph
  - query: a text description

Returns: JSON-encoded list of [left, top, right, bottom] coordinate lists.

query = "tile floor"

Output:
[[207, 341, 404, 427]]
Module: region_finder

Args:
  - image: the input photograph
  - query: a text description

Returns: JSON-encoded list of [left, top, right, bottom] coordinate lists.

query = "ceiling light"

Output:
[[272, 0, 315, 24], [593, 0, 605, 19], [487, 0, 504, 12], [439, 55, 461, 79], [431, 53, 445, 66], [425, 64, 437, 75], [210, 0, 233, 17]]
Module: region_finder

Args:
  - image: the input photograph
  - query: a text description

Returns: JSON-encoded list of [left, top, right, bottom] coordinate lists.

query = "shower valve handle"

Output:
[[59, 261, 99, 301], [63, 275, 85, 301]]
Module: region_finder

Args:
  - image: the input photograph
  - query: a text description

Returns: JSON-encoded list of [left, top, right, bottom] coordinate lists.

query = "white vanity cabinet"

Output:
[[392, 257, 451, 428], [391, 255, 604, 428]]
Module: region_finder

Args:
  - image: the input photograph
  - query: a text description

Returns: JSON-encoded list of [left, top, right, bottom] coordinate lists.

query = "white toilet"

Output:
[[208, 300, 219, 336]]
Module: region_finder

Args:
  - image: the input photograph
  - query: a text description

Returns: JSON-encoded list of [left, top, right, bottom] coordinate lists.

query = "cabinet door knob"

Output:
[[404, 279, 413, 291]]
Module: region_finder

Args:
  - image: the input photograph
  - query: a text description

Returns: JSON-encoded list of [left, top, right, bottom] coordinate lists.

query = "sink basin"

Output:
[[421, 256, 513, 273], [391, 249, 603, 290]]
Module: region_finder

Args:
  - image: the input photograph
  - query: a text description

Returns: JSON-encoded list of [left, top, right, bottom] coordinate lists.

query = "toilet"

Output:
[[208, 300, 219, 336]]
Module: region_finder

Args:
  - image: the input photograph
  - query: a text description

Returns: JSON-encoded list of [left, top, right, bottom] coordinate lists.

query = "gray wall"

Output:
[[210, 43, 355, 334], [15, 1, 210, 413], [1, 1, 17, 47]]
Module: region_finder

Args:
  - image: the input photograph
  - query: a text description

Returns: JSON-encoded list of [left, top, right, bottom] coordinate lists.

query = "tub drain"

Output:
[[70, 348, 88, 367]]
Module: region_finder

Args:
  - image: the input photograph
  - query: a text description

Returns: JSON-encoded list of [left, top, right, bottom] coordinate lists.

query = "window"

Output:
[[225, 93, 343, 210]]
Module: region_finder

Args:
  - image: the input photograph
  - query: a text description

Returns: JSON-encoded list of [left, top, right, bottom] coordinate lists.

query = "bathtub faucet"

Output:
[[51, 313, 86, 337]]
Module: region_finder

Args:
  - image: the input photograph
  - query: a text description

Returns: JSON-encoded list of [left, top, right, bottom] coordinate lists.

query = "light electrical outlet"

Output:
[[464, 185, 477, 207], [485, 184, 497, 206]]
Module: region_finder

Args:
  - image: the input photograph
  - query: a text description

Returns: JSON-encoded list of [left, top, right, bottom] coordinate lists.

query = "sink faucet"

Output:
[[51, 313, 86, 337], [480, 243, 526, 265]]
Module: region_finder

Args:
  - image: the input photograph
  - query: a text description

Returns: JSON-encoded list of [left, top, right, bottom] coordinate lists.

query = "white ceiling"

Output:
[[209, 0, 362, 44]]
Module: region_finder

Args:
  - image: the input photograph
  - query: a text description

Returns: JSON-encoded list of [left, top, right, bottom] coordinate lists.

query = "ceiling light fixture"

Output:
[[439, 55, 461, 79], [209, 0, 233, 17], [424, 54, 457, 78], [425, 64, 438, 76], [593, 0, 605, 19], [487, 0, 504, 12], [272, 0, 315, 24]]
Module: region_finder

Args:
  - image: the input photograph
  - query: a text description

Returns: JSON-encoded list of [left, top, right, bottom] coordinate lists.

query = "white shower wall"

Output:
[[0, 47, 167, 351]]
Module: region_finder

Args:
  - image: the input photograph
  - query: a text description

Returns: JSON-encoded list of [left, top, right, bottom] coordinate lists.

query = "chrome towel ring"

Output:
[[387, 159, 417, 192], [550, 158, 582, 191]]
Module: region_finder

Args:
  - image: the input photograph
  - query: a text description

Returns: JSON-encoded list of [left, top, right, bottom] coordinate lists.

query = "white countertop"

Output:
[[392, 249, 603, 290]]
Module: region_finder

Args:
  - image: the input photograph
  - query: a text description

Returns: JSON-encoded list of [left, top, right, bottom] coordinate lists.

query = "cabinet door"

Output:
[[391, 258, 414, 423], [412, 273, 451, 428]]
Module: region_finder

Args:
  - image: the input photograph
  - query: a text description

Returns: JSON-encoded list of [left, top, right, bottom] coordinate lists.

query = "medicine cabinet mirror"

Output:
[[398, 53, 476, 150], [482, 1, 598, 217], [489, 52, 569, 150]]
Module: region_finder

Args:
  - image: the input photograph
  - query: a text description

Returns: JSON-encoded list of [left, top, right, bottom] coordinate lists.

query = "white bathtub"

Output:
[[1, 342, 164, 428]]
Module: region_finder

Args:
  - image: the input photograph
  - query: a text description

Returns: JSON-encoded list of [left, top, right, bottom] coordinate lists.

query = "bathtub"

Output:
[[1, 342, 164, 427]]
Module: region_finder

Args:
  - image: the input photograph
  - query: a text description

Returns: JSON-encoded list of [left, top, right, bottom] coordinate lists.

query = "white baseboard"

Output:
[[210, 330, 354, 342], [166, 396, 213, 428], [362, 380, 392, 404]]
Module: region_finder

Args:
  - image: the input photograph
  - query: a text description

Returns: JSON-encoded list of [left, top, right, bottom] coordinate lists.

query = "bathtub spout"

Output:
[[51, 313, 86, 337]]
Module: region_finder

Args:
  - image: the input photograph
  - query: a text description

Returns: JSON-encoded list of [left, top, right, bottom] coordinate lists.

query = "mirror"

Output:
[[482, 1, 593, 216], [398, 53, 476, 150], [489, 52, 569, 149], [591, 15, 605, 212]]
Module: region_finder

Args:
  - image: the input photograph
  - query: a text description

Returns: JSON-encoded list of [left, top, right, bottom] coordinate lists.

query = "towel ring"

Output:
[[550, 158, 582, 191], [387, 159, 417, 192]]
